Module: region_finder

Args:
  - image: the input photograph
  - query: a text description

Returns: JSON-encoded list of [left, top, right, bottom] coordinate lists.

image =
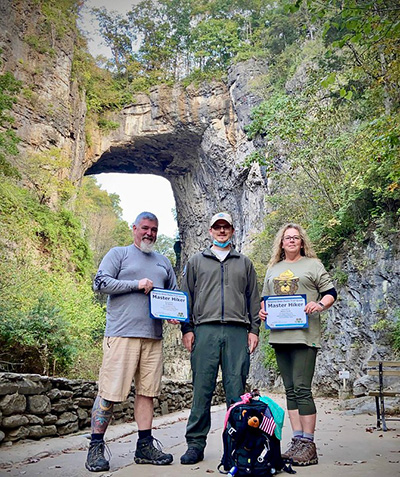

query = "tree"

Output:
[[75, 177, 131, 264], [154, 233, 176, 265], [93, 7, 135, 74], [291, 0, 400, 112], [18, 148, 73, 205], [190, 18, 241, 71]]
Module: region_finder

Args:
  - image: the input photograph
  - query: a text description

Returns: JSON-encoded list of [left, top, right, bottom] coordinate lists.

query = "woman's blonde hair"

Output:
[[268, 223, 318, 267]]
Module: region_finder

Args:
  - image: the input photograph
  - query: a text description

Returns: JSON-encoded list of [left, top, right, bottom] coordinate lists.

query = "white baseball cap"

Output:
[[210, 212, 233, 228]]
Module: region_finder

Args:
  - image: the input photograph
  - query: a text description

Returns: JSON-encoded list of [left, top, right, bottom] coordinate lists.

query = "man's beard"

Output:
[[139, 239, 155, 254]]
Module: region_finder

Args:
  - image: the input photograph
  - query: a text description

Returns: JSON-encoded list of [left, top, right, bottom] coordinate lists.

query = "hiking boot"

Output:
[[180, 447, 204, 465], [281, 437, 301, 460], [134, 436, 173, 465], [85, 440, 110, 472], [291, 438, 318, 466]]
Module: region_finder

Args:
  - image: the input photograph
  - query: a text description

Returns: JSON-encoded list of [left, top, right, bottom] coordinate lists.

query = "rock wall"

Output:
[[0, 0, 86, 190], [85, 61, 268, 260], [0, 373, 225, 445], [319, 229, 400, 396]]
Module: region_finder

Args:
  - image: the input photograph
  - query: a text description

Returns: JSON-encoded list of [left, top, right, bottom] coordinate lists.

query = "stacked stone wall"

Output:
[[0, 373, 225, 445]]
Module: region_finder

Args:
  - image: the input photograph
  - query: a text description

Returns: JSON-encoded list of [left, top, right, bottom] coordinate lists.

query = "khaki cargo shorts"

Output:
[[98, 336, 163, 402]]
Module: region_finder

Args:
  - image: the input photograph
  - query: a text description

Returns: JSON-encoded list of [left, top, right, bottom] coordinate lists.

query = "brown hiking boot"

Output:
[[281, 437, 301, 460], [291, 438, 318, 466]]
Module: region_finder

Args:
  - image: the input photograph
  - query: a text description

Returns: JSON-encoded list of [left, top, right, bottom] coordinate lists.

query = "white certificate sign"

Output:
[[264, 294, 308, 330], [150, 288, 189, 322]]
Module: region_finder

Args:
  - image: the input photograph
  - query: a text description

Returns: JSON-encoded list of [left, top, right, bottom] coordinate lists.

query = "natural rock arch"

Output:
[[85, 61, 268, 263]]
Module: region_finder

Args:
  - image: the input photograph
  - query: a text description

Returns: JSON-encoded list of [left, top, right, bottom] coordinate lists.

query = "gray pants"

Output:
[[185, 323, 250, 451]]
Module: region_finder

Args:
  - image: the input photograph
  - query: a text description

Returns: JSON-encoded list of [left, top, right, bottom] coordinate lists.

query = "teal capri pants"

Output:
[[273, 344, 318, 415]]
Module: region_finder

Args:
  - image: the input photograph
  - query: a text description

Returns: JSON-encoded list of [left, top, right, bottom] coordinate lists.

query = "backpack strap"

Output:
[[217, 463, 237, 475], [223, 392, 253, 430]]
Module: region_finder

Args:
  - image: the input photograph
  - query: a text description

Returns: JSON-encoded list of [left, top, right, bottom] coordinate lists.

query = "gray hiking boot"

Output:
[[291, 438, 318, 466], [85, 440, 110, 472], [281, 437, 301, 460], [134, 436, 173, 465]]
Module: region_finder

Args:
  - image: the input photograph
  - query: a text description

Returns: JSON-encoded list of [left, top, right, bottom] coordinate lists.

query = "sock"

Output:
[[91, 433, 104, 442], [293, 430, 303, 439], [138, 429, 152, 440], [302, 432, 314, 441]]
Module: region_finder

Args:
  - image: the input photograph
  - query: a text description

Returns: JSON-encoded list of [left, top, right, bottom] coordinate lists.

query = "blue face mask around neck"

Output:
[[213, 239, 231, 248]]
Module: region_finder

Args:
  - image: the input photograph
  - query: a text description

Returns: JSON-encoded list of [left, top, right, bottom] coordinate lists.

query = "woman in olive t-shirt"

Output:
[[259, 223, 337, 467]]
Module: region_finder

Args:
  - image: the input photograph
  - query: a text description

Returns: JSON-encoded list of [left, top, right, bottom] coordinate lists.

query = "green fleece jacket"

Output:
[[181, 247, 260, 335]]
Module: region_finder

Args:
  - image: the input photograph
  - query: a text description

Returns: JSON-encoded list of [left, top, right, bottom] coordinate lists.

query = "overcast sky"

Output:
[[79, 0, 178, 237]]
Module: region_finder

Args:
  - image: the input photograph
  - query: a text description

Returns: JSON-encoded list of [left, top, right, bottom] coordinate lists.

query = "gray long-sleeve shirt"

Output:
[[94, 244, 177, 339]]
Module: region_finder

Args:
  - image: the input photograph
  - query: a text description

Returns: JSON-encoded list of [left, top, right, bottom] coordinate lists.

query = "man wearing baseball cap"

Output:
[[180, 212, 260, 465]]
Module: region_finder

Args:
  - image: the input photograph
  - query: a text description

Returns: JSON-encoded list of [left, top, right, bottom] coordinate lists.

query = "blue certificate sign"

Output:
[[264, 294, 308, 330], [150, 288, 189, 322]]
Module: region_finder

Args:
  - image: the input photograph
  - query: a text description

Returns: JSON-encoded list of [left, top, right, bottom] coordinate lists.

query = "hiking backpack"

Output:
[[218, 394, 295, 476]]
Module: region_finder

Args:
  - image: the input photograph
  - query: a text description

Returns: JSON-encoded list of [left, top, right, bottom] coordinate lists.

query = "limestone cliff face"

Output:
[[318, 230, 400, 396], [0, 0, 86, 189], [85, 62, 268, 260], [1, 2, 267, 255]]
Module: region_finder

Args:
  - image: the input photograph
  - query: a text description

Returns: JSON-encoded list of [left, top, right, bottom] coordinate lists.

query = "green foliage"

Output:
[[0, 174, 93, 277], [75, 177, 132, 265], [24, 0, 82, 56], [371, 318, 392, 333], [332, 269, 348, 286], [85, 0, 306, 98], [25, 34, 55, 56], [0, 69, 22, 178], [17, 147, 75, 205], [370, 310, 400, 356], [0, 295, 76, 375], [154, 234, 176, 266], [190, 18, 242, 70], [97, 118, 120, 132], [0, 240, 106, 376], [35, 208, 94, 278], [0, 172, 131, 376], [180, 68, 226, 87], [247, 1, 400, 266], [72, 43, 135, 113]]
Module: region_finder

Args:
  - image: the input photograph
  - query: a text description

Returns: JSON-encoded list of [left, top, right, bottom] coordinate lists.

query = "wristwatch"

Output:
[[318, 301, 325, 310]]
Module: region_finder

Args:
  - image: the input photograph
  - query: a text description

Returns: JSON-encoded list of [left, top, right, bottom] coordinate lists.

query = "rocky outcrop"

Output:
[[0, 0, 86, 190], [85, 61, 268, 260], [318, 229, 400, 395]]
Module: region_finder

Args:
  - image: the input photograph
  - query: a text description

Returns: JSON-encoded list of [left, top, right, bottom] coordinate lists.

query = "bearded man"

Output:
[[86, 212, 177, 472]]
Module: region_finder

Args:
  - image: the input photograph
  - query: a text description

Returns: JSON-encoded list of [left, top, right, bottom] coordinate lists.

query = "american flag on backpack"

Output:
[[259, 412, 276, 435]]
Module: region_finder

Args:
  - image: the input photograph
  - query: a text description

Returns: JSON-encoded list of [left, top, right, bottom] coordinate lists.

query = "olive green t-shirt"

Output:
[[261, 257, 333, 348]]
